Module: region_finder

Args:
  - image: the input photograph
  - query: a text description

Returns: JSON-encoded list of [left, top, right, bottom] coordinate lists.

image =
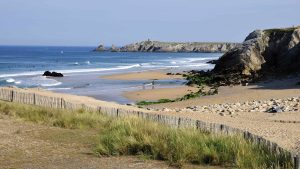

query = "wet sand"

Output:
[[101, 70, 183, 80], [123, 86, 199, 101], [102, 70, 196, 101]]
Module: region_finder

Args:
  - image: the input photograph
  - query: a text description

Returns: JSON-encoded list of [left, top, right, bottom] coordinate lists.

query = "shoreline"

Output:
[[100, 70, 184, 81], [100, 70, 198, 102]]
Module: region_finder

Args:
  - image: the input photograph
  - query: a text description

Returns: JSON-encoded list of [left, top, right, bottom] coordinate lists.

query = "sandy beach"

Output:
[[123, 86, 199, 101], [146, 77, 300, 108], [104, 70, 300, 105], [101, 70, 183, 80], [102, 70, 200, 101]]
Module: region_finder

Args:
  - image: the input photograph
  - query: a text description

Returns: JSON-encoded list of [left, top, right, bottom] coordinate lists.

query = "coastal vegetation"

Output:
[[184, 71, 216, 86], [136, 70, 220, 106], [0, 100, 293, 168], [264, 26, 299, 36], [136, 86, 218, 106]]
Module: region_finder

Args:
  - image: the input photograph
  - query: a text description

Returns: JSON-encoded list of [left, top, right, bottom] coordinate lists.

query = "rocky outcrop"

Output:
[[94, 44, 106, 51], [94, 40, 241, 53], [119, 40, 240, 53], [110, 44, 120, 52], [213, 26, 300, 82], [43, 71, 64, 77]]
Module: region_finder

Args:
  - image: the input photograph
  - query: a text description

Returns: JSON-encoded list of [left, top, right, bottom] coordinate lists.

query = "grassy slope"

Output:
[[0, 101, 293, 168], [264, 26, 299, 37]]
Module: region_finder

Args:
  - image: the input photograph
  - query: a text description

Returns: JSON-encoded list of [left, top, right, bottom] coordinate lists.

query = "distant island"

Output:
[[94, 40, 241, 53]]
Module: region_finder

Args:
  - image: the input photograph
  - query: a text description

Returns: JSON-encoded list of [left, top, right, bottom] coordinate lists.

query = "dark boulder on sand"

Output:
[[43, 71, 64, 77]]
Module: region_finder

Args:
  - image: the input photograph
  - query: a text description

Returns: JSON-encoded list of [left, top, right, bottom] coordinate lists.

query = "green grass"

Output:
[[0, 101, 293, 168], [137, 99, 175, 106], [264, 26, 299, 37], [148, 41, 240, 46], [95, 119, 292, 168], [0, 100, 110, 130], [184, 73, 216, 86]]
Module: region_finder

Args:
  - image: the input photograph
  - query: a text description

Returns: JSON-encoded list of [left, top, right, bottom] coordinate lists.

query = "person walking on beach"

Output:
[[152, 80, 155, 89]]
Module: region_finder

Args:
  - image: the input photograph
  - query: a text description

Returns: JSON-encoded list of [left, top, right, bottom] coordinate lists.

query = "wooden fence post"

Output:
[[10, 90, 14, 102], [60, 98, 63, 109], [33, 93, 36, 105], [178, 117, 181, 128], [295, 154, 300, 169]]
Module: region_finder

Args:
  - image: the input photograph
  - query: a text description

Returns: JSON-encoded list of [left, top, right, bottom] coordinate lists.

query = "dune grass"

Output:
[[0, 101, 293, 168], [0, 100, 110, 130], [94, 118, 292, 168]]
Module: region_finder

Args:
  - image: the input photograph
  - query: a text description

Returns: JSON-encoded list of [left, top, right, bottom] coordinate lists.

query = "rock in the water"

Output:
[[94, 44, 106, 51], [43, 71, 63, 77], [110, 44, 120, 52]]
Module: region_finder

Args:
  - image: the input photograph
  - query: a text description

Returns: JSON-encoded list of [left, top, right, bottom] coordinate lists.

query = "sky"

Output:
[[0, 0, 299, 46]]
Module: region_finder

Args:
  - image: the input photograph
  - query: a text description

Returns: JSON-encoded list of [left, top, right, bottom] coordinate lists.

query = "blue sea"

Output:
[[0, 46, 221, 104]]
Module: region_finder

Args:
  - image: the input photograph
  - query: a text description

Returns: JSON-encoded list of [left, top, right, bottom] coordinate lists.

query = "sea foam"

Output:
[[6, 78, 15, 83], [0, 64, 141, 78]]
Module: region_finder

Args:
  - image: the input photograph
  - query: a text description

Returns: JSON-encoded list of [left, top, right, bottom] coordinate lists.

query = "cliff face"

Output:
[[119, 41, 240, 53], [94, 41, 241, 53], [213, 26, 300, 78]]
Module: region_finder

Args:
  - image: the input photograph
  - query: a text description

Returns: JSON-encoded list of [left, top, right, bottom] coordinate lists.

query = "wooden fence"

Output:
[[0, 88, 299, 169]]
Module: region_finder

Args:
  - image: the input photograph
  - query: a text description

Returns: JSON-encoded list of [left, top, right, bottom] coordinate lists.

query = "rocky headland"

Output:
[[186, 26, 300, 86], [94, 40, 241, 53], [212, 26, 300, 83]]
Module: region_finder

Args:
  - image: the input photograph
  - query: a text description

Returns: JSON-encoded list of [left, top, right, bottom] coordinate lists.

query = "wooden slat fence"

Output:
[[0, 88, 298, 169]]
